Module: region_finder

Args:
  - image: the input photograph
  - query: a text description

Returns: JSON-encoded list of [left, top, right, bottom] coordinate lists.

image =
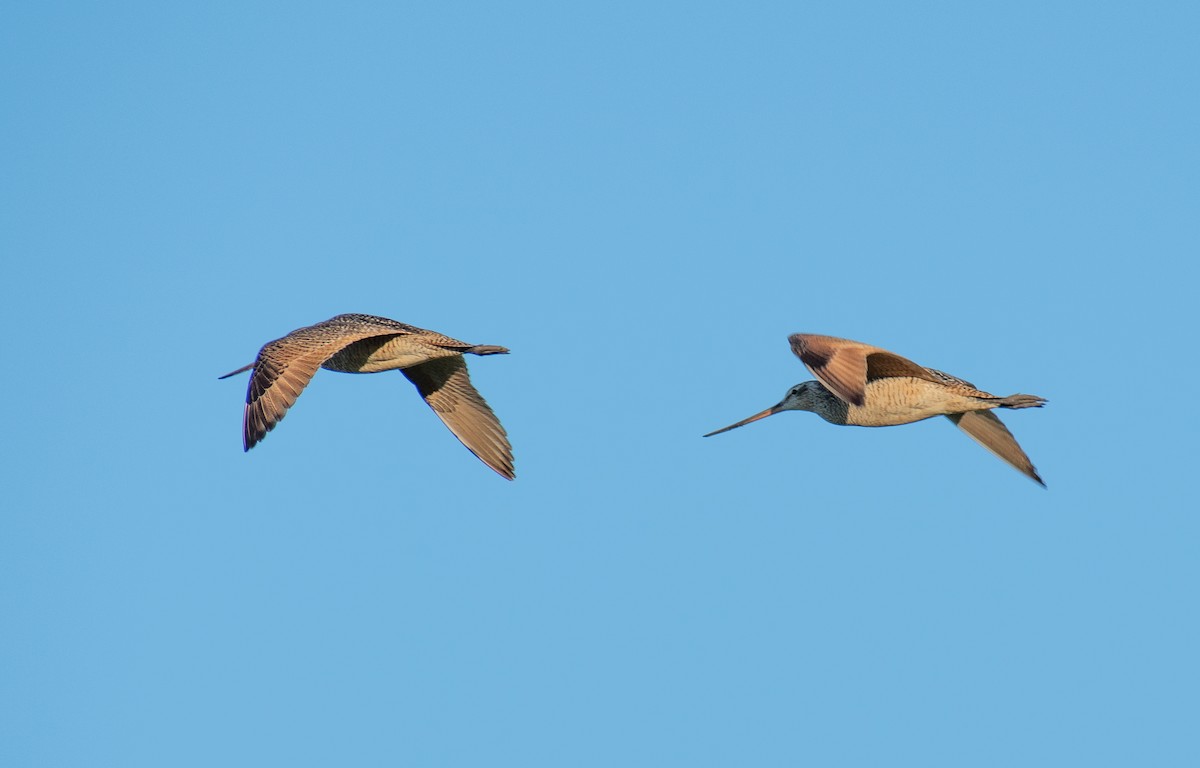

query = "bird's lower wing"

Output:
[[401, 357, 514, 480], [946, 411, 1044, 487], [243, 348, 330, 451]]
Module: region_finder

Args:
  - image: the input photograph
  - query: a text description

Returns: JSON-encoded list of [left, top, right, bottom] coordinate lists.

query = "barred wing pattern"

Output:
[[401, 356, 514, 480], [241, 321, 412, 450]]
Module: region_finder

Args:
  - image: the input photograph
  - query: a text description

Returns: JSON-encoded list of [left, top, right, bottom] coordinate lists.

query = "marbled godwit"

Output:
[[704, 334, 1046, 486], [220, 314, 514, 479]]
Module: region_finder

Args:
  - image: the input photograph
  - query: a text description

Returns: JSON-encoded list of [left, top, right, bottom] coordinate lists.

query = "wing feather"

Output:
[[946, 410, 1044, 486], [788, 334, 934, 406], [401, 357, 515, 480], [240, 316, 416, 450]]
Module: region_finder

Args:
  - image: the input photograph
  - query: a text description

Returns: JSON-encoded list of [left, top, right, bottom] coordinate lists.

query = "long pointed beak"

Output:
[[218, 362, 255, 380], [703, 402, 784, 437]]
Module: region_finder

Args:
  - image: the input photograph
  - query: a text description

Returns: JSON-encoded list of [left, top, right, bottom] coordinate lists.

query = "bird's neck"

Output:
[[808, 384, 851, 425]]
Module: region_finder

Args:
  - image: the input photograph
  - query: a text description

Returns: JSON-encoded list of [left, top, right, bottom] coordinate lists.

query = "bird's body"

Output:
[[704, 333, 1046, 485], [220, 314, 514, 479], [789, 370, 1041, 428]]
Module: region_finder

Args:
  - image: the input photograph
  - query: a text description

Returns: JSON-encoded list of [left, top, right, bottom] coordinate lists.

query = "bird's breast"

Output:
[[845, 377, 988, 427]]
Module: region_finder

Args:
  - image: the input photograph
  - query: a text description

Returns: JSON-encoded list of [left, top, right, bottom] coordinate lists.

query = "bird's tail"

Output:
[[997, 393, 1046, 409], [468, 345, 510, 356]]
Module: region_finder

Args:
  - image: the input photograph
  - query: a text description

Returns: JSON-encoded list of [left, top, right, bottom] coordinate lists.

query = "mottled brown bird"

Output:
[[220, 314, 514, 479], [704, 333, 1046, 486]]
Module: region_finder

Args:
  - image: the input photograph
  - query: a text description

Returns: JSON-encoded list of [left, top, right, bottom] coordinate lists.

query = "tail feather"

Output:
[[467, 345, 510, 356], [998, 394, 1046, 409]]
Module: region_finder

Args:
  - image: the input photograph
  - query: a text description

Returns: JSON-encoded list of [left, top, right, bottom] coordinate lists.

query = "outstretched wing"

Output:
[[946, 410, 1045, 487], [401, 356, 515, 480], [240, 316, 414, 451], [788, 333, 934, 406]]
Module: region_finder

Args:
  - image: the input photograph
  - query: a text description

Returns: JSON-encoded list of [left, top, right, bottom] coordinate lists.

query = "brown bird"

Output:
[[704, 333, 1046, 486], [220, 314, 514, 479]]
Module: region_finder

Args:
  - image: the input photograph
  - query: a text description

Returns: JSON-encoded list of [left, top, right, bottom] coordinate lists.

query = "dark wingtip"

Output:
[[490, 463, 516, 480]]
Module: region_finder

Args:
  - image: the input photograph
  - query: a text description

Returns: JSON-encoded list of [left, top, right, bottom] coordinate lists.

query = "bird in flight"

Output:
[[220, 314, 514, 479], [704, 333, 1046, 485]]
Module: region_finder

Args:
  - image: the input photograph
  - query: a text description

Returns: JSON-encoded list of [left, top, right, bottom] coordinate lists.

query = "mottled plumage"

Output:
[[220, 314, 514, 480], [705, 333, 1046, 486]]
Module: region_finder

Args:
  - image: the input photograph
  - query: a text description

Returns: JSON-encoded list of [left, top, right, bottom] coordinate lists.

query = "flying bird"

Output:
[[704, 333, 1046, 485], [220, 314, 514, 479]]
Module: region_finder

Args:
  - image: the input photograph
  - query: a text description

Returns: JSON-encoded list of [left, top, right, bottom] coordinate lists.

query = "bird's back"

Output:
[[307, 314, 475, 373]]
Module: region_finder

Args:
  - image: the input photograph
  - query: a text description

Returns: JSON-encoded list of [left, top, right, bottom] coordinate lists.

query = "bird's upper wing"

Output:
[[788, 333, 935, 406], [945, 410, 1044, 486], [401, 356, 515, 480], [241, 316, 414, 450]]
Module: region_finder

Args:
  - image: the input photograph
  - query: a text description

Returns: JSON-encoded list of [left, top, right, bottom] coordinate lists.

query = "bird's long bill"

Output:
[[218, 363, 255, 380], [703, 403, 784, 437]]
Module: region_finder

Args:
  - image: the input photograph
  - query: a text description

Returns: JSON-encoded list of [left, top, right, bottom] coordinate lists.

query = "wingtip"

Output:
[[489, 462, 516, 480]]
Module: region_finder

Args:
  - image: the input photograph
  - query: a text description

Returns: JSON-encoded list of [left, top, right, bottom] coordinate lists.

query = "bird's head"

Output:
[[702, 381, 821, 437]]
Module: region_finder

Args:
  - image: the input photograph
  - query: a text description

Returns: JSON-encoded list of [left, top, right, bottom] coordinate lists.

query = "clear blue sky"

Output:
[[3, 2, 1196, 765]]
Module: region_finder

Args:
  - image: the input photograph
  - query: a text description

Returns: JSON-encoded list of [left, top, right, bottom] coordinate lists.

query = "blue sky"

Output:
[[2, 2, 1196, 765]]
